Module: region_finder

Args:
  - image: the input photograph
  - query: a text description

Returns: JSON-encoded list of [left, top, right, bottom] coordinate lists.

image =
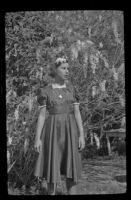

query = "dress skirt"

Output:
[[34, 104, 82, 184]]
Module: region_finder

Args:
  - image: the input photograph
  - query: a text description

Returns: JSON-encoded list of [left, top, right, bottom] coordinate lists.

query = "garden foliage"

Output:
[[6, 11, 125, 187]]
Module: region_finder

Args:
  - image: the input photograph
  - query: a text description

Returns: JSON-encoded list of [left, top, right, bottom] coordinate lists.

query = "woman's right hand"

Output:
[[34, 138, 42, 153]]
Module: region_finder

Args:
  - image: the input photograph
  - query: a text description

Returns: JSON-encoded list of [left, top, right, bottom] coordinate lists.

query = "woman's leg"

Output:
[[66, 178, 78, 195], [47, 182, 56, 195]]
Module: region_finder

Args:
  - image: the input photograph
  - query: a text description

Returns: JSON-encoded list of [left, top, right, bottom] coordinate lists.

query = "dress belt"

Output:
[[48, 104, 74, 114]]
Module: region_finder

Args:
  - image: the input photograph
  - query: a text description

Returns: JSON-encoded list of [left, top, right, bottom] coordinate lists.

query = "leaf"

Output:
[[8, 160, 16, 173], [84, 52, 88, 64], [121, 117, 125, 127], [14, 108, 19, 121], [118, 95, 125, 107], [13, 91, 17, 97], [83, 64, 88, 78], [91, 64, 97, 74], [93, 133, 100, 149], [7, 150, 10, 165], [99, 80, 106, 92], [22, 28, 31, 38], [112, 20, 121, 44], [99, 15, 102, 22], [76, 40, 82, 51], [92, 86, 97, 97], [8, 136, 13, 145], [86, 39, 94, 46], [90, 54, 99, 65], [90, 132, 94, 145], [71, 45, 78, 60], [112, 67, 118, 80], [99, 42, 103, 48], [28, 95, 33, 112], [24, 139, 29, 154], [43, 36, 53, 45], [36, 48, 41, 63], [99, 53, 109, 68], [117, 63, 124, 74], [58, 45, 64, 52]]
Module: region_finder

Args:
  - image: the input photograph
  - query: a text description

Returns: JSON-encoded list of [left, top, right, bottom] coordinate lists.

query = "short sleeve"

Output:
[[37, 88, 47, 107], [73, 85, 80, 105]]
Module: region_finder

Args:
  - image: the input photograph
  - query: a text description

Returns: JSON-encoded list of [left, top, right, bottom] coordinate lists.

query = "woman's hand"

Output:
[[79, 136, 85, 151], [34, 138, 42, 153]]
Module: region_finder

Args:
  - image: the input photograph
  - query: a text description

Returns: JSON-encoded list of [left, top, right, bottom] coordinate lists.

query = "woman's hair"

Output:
[[49, 56, 68, 77], [55, 57, 68, 68]]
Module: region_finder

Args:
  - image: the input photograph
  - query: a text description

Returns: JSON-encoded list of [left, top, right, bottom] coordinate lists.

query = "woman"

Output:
[[34, 56, 85, 195]]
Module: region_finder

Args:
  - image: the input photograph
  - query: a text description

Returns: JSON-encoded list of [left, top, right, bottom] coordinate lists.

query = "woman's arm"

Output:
[[74, 104, 85, 150], [34, 106, 46, 153], [35, 106, 46, 141]]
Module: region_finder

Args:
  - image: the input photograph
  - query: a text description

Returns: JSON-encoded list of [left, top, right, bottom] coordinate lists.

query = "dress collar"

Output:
[[52, 83, 66, 89]]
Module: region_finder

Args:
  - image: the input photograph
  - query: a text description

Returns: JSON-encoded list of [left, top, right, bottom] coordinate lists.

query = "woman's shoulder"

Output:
[[40, 84, 52, 95], [43, 84, 52, 90], [66, 82, 80, 101]]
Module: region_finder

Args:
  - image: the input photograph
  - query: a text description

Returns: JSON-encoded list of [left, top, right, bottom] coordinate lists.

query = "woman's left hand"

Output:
[[79, 136, 85, 151]]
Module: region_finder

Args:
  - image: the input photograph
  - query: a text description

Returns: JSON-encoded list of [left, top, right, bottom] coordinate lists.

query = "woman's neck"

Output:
[[54, 76, 65, 86]]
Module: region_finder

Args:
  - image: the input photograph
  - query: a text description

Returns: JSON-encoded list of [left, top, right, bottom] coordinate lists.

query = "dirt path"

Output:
[[77, 156, 126, 194], [38, 156, 126, 195], [8, 156, 126, 195]]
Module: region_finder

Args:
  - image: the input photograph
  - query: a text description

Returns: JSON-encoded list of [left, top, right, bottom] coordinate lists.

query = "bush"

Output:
[[82, 144, 98, 159], [112, 139, 126, 156]]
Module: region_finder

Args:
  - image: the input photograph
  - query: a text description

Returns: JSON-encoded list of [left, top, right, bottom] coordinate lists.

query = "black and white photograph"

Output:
[[6, 10, 126, 195]]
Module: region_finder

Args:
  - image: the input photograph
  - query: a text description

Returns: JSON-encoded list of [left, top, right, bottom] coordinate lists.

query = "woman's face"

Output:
[[56, 62, 69, 81]]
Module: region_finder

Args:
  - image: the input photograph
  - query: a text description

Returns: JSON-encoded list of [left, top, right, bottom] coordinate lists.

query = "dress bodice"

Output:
[[37, 83, 79, 110]]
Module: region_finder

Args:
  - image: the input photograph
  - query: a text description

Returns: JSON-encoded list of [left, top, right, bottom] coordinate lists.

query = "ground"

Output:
[[8, 155, 126, 195], [77, 156, 126, 194]]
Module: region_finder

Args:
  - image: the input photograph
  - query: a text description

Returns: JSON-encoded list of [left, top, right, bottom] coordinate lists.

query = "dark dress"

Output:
[[34, 83, 82, 184]]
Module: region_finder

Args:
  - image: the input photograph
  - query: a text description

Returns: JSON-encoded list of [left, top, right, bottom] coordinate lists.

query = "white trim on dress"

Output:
[[38, 105, 46, 108], [52, 83, 66, 89], [73, 102, 80, 105]]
